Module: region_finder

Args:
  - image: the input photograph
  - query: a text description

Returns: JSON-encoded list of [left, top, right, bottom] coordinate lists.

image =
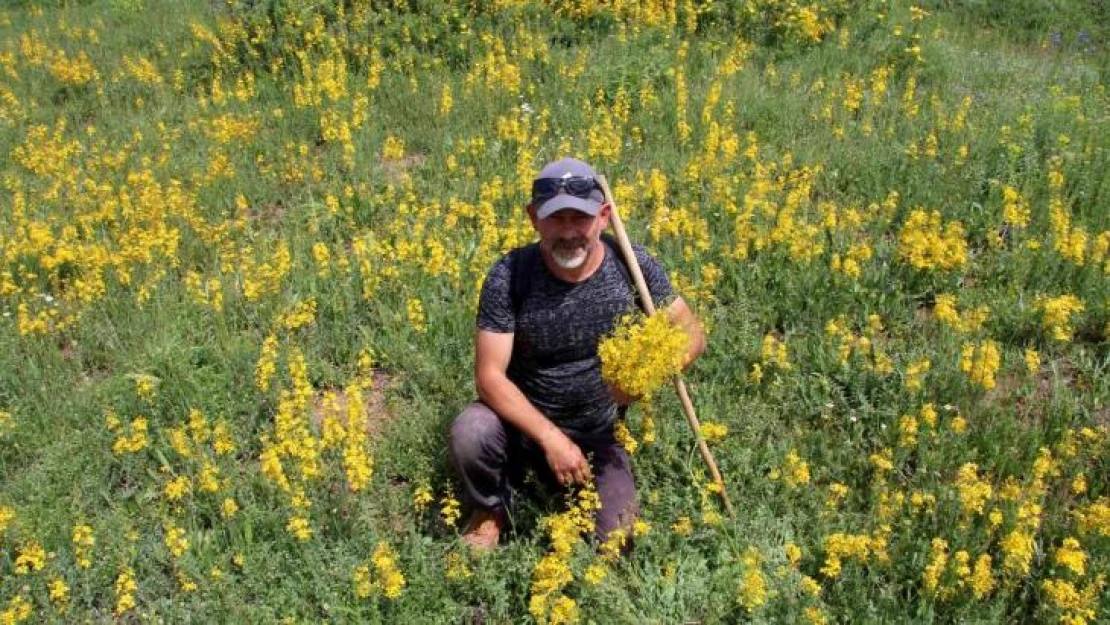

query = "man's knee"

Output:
[[449, 402, 507, 467], [592, 445, 639, 547]]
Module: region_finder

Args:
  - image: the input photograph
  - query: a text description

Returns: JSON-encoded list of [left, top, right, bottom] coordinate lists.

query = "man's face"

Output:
[[528, 204, 611, 270]]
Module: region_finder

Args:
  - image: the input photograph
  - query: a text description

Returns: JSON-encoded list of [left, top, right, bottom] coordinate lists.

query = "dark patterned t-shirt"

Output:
[[477, 241, 675, 436]]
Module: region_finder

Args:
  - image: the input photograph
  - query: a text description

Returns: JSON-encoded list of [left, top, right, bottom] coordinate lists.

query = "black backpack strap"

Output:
[[509, 243, 541, 317]]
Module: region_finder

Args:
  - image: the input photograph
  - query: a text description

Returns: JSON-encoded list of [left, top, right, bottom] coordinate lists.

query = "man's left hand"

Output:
[[608, 383, 640, 407]]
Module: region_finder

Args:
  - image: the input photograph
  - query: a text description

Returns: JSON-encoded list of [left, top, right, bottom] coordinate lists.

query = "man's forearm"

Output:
[[476, 371, 562, 448]]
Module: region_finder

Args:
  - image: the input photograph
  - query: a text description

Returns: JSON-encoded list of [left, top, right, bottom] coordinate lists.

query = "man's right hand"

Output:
[[540, 429, 591, 486]]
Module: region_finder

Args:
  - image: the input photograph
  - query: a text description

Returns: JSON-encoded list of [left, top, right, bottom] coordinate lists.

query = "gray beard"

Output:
[[551, 246, 588, 269]]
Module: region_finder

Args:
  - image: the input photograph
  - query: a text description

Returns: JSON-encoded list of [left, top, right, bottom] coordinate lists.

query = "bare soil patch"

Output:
[[310, 370, 396, 441]]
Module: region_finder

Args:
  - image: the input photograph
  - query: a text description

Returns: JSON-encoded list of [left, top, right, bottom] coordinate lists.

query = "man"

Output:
[[448, 157, 706, 551]]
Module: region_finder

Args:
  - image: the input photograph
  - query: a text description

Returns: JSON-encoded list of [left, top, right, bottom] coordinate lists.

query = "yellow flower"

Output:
[[897, 209, 968, 271], [1000, 529, 1034, 577], [413, 485, 434, 513], [904, 357, 930, 391], [922, 538, 948, 596], [114, 567, 137, 616], [804, 607, 829, 625], [584, 563, 607, 585], [444, 550, 472, 581], [971, 554, 994, 599], [72, 524, 94, 568], [0, 595, 32, 624], [440, 494, 461, 528], [699, 422, 729, 444], [177, 571, 197, 592], [599, 311, 690, 400], [614, 419, 639, 454], [286, 515, 312, 541], [372, 541, 406, 599], [950, 415, 968, 434], [164, 475, 193, 502], [673, 516, 694, 536], [382, 135, 405, 161], [760, 334, 792, 370], [1024, 348, 1041, 374], [221, 498, 239, 519], [738, 566, 767, 612], [276, 298, 316, 331], [1001, 185, 1030, 228], [778, 449, 811, 488], [821, 533, 873, 578], [406, 297, 427, 333], [955, 463, 993, 518], [870, 448, 894, 473], [48, 578, 69, 605], [959, 340, 1001, 390], [785, 543, 802, 567], [1038, 294, 1085, 341], [1074, 498, 1110, 537], [112, 416, 149, 455], [1054, 537, 1087, 577], [14, 542, 46, 574], [164, 523, 189, 558]]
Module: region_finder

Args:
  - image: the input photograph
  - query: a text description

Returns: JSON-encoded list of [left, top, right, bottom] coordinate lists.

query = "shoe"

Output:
[[461, 508, 506, 552]]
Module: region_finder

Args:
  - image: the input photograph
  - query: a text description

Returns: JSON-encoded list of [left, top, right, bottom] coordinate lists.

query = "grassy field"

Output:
[[0, 0, 1107, 622]]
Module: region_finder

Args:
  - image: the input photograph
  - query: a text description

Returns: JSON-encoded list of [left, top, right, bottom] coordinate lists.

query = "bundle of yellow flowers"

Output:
[[598, 311, 690, 401]]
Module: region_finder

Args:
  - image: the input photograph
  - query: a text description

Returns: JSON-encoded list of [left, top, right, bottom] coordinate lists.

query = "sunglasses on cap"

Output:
[[530, 176, 601, 204]]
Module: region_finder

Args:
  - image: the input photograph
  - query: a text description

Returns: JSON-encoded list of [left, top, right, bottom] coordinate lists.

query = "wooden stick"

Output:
[[595, 175, 735, 518]]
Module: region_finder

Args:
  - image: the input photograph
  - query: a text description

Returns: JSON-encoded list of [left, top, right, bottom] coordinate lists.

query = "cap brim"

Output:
[[536, 193, 602, 219]]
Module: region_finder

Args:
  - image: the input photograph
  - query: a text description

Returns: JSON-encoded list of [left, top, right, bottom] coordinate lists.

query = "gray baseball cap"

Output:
[[531, 157, 605, 219]]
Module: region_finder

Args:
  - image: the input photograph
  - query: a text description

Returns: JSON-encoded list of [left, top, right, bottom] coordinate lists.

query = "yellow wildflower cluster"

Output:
[[1001, 185, 1030, 229], [598, 311, 690, 400], [770, 449, 811, 488], [0, 595, 32, 624], [72, 524, 94, 569], [108, 414, 149, 455], [699, 421, 728, 444], [955, 463, 993, 519], [825, 314, 895, 374], [959, 339, 1001, 390], [114, 566, 137, 616], [14, 542, 45, 575], [921, 538, 992, 602], [737, 547, 768, 612], [529, 483, 601, 625], [1037, 294, 1085, 342], [820, 532, 876, 578], [1041, 576, 1105, 625], [897, 209, 968, 271], [760, 333, 792, 370], [164, 523, 189, 558], [276, 298, 317, 331], [932, 294, 989, 333], [354, 541, 406, 600]]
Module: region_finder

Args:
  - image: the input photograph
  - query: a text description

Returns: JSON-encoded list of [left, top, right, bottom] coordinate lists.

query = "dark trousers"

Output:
[[448, 401, 638, 544]]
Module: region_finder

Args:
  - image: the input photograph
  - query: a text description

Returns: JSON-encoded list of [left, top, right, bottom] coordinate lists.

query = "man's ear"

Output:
[[598, 202, 612, 228], [526, 203, 538, 227]]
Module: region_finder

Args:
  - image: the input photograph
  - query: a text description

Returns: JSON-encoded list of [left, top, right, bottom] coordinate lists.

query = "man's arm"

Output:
[[666, 296, 706, 370], [475, 329, 591, 485]]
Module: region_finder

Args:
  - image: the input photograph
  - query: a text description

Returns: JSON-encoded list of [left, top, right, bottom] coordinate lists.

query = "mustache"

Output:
[[552, 237, 588, 250]]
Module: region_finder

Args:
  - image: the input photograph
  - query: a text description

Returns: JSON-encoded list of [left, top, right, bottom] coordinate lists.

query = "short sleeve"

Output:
[[633, 245, 675, 307], [476, 255, 515, 333]]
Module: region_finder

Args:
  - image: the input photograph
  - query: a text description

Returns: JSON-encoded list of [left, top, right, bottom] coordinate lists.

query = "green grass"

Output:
[[0, 0, 1107, 622]]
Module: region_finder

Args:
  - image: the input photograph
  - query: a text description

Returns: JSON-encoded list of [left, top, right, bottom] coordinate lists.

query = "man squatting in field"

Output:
[[448, 157, 706, 551]]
